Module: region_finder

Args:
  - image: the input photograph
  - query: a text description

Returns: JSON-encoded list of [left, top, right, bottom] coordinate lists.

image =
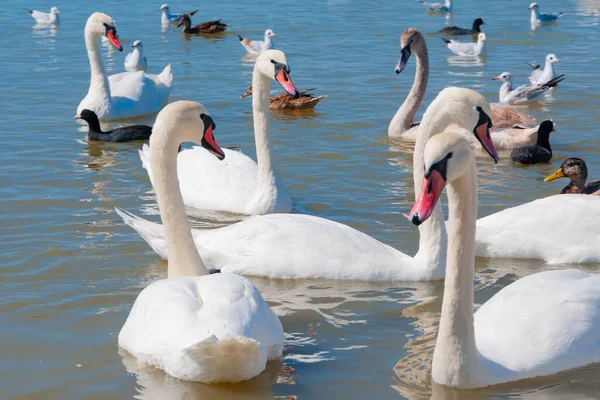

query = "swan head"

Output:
[[132, 40, 143, 49], [256, 50, 299, 98], [544, 157, 588, 184], [427, 87, 499, 163], [86, 13, 122, 51], [492, 71, 512, 84], [50, 7, 60, 15], [158, 4, 169, 11], [156, 101, 225, 160], [528, 2, 539, 10], [546, 53, 560, 64], [395, 27, 425, 74], [477, 32, 487, 42], [265, 29, 276, 37], [410, 133, 474, 226]]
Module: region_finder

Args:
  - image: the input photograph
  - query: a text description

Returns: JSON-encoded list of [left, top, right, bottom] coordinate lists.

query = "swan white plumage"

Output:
[[77, 13, 173, 121], [124, 40, 148, 72], [390, 28, 540, 150], [140, 50, 295, 215], [117, 101, 283, 383], [118, 87, 498, 280], [410, 132, 600, 388], [25, 6, 60, 25]]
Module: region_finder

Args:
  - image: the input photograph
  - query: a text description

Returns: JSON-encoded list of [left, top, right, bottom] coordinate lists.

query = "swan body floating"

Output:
[[441, 33, 486, 56], [510, 120, 554, 164], [527, 53, 561, 85], [77, 13, 173, 121], [545, 157, 600, 195], [118, 101, 283, 383], [439, 18, 484, 36], [26, 6, 60, 25], [493, 72, 564, 104], [124, 40, 147, 72], [238, 30, 276, 55], [140, 50, 296, 215], [390, 28, 539, 149], [529, 2, 563, 25], [120, 87, 498, 280], [410, 132, 600, 388]]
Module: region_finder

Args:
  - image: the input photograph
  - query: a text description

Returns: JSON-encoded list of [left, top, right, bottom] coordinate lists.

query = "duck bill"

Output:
[[106, 30, 123, 51], [473, 121, 499, 163], [275, 69, 299, 98], [410, 170, 446, 226], [544, 168, 564, 182], [201, 124, 225, 160], [395, 44, 412, 74]]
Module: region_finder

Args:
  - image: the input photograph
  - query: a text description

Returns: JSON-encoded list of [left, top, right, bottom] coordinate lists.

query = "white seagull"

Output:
[[441, 32, 486, 56], [25, 6, 60, 25], [419, 0, 453, 12], [529, 2, 563, 25], [493, 72, 564, 104], [237, 29, 276, 55], [158, 4, 193, 25], [526, 53, 561, 85], [124, 40, 148, 72]]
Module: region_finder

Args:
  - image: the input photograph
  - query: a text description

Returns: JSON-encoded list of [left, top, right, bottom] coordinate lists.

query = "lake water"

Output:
[[2, 0, 600, 398]]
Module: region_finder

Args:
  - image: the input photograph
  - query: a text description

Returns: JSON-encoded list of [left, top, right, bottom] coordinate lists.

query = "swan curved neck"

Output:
[[150, 120, 209, 277], [84, 29, 111, 103], [432, 161, 480, 387], [411, 100, 449, 276], [389, 43, 429, 136], [250, 69, 278, 211]]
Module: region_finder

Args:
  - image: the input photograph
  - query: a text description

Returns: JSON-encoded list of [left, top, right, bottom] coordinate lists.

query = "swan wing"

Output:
[[475, 269, 600, 380], [475, 195, 600, 263], [105, 70, 171, 119], [118, 274, 283, 382]]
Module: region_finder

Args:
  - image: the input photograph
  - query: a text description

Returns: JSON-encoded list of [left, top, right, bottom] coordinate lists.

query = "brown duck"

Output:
[[176, 11, 228, 34], [544, 157, 600, 195], [240, 84, 326, 110]]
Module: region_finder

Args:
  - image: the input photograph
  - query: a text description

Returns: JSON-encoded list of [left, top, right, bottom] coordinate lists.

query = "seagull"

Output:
[[419, 0, 453, 13], [441, 32, 486, 56], [237, 29, 276, 55], [124, 40, 148, 72], [528, 2, 563, 25], [526, 53, 561, 85], [25, 6, 60, 25], [158, 4, 192, 25], [493, 72, 565, 104]]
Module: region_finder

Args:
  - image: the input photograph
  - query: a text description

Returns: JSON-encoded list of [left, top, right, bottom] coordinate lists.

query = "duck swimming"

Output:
[[439, 18, 485, 36], [177, 12, 228, 34], [74, 109, 152, 142], [510, 120, 554, 164], [544, 157, 600, 195], [240, 84, 326, 110]]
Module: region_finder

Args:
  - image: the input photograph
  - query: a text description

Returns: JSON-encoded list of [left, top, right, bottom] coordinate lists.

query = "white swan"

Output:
[[140, 50, 295, 215], [117, 101, 283, 383], [118, 87, 498, 280], [77, 13, 173, 121], [390, 28, 540, 150], [124, 40, 147, 72], [410, 132, 600, 388]]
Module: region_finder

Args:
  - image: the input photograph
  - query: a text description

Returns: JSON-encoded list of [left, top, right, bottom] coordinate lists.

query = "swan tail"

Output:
[[181, 335, 265, 383], [157, 64, 173, 88], [114, 207, 168, 259]]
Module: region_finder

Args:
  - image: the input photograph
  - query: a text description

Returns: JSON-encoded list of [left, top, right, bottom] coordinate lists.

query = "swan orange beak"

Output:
[[106, 29, 123, 51], [275, 69, 299, 99], [201, 121, 225, 160], [410, 169, 446, 226], [474, 121, 499, 163]]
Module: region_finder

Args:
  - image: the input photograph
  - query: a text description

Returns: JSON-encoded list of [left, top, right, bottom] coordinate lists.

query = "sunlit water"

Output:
[[2, 0, 600, 398]]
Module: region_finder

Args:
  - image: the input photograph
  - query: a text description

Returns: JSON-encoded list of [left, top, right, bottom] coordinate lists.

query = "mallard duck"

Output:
[[240, 84, 326, 110], [544, 158, 600, 195], [176, 12, 228, 34], [510, 120, 554, 164]]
